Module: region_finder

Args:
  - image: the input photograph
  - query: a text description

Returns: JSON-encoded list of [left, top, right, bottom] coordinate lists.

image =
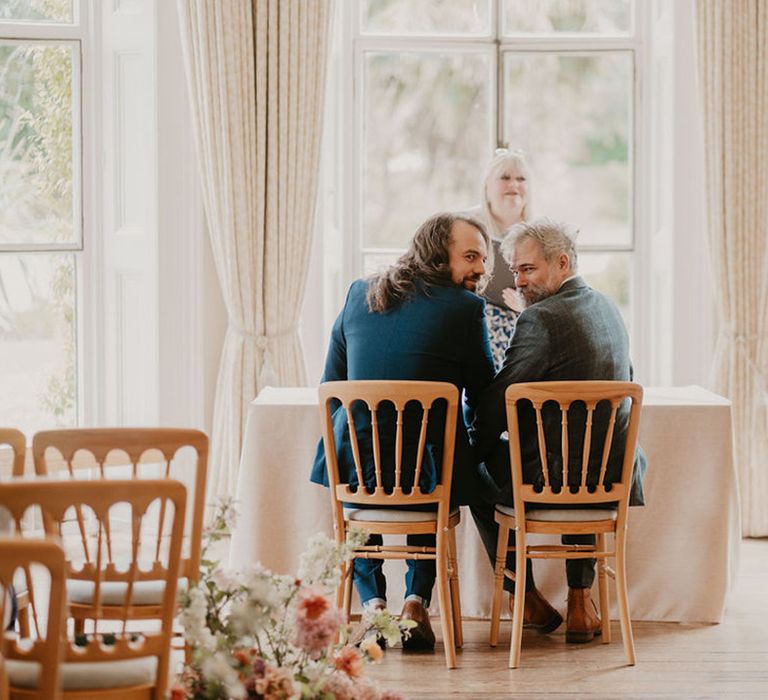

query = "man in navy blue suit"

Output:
[[310, 212, 495, 650]]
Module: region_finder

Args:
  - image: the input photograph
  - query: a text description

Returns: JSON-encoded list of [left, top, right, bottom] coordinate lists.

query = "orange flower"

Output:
[[234, 648, 251, 667], [297, 590, 331, 621], [360, 635, 384, 662], [333, 645, 364, 678], [169, 685, 187, 700]]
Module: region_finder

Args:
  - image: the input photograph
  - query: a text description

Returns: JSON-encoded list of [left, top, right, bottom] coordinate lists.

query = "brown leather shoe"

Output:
[[400, 600, 436, 651], [509, 587, 563, 634], [566, 587, 602, 644]]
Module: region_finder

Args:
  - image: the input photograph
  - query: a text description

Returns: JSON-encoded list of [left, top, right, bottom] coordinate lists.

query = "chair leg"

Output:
[[343, 563, 354, 621], [508, 525, 526, 669], [16, 599, 30, 638], [447, 527, 463, 648], [489, 517, 509, 647], [336, 560, 348, 614], [509, 520, 526, 668], [596, 532, 611, 644], [435, 530, 457, 669], [615, 531, 636, 666]]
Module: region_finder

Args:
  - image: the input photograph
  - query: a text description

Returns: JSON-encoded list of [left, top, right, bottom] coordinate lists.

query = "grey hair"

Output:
[[500, 217, 579, 272]]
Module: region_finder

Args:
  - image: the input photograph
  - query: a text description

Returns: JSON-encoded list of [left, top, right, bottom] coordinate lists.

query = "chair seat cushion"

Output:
[[7, 656, 158, 690], [13, 568, 28, 594], [67, 577, 188, 606], [343, 507, 459, 523], [495, 505, 618, 522]]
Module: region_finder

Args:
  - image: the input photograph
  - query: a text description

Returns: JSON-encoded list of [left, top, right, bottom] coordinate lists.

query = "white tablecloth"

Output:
[[230, 386, 740, 623]]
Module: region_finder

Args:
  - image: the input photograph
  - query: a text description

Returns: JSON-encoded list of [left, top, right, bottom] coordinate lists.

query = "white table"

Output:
[[230, 386, 740, 623]]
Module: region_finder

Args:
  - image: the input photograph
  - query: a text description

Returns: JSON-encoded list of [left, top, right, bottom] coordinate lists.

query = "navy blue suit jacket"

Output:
[[310, 278, 495, 504], [473, 277, 647, 506]]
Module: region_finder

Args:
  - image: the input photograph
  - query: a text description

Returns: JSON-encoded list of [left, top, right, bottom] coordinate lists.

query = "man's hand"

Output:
[[502, 286, 524, 313]]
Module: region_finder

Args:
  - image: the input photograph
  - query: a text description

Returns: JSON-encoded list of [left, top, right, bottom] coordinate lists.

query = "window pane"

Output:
[[363, 51, 490, 249], [363, 251, 401, 276], [0, 253, 77, 435], [0, 41, 78, 246], [0, 0, 73, 23], [502, 0, 631, 35], [501, 52, 632, 247], [579, 251, 631, 325], [361, 0, 490, 35]]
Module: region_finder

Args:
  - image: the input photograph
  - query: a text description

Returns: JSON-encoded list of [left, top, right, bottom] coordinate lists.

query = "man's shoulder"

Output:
[[349, 277, 370, 294], [425, 283, 486, 310]]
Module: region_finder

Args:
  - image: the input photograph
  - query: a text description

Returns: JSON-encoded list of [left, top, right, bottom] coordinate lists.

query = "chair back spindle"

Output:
[[320, 381, 459, 510], [32, 428, 207, 583], [506, 382, 642, 511]]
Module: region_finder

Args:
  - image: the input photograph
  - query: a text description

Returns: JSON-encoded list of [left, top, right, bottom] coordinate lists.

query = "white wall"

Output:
[[156, 1, 224, 435], [670, 0, 715, 386]]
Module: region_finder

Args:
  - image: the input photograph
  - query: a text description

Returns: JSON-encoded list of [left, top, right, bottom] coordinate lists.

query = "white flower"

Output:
[[178, 586, 217, 652], [201, 653, 245, 699], [211, 566, 240, 592]]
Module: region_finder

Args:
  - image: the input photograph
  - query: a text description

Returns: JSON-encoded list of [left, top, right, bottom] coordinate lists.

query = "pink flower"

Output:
[[321, 673, 355, 700], [333, 646, 364, 678], [253, 665, 295, 700], [379, 691, 406, 700], [294, 591, 341, 657]]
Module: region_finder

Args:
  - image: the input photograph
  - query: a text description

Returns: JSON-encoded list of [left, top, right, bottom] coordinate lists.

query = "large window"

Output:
[[0, 0, 82, 435], [348, 0, 640, 326]]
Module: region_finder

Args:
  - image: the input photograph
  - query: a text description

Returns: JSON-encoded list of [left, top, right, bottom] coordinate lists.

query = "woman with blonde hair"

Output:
[[472, 148, 531, 368]]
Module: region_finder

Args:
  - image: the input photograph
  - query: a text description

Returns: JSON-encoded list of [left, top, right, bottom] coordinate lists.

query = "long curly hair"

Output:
[[366, 212, 491, 313]]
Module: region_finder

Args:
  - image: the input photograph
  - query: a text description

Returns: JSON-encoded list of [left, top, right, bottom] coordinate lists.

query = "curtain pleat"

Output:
[[178, 0, 332, 499], [696, 0, 768, 535]]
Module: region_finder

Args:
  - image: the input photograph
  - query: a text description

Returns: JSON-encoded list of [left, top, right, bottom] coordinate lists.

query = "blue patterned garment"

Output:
[[484, 303, 517, 371]]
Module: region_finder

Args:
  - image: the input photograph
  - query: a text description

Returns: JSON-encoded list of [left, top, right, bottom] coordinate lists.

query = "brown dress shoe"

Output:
[[400, 600, 436, 651], [509, 587, 563, 634], [566, 587, 602, 644]]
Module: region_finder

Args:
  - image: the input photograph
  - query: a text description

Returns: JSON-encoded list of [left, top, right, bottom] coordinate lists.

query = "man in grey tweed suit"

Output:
[[470, 217, 647, 644]]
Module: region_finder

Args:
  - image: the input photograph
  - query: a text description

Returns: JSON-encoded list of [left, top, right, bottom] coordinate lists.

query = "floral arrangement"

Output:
[[172, 500, 410, 700]]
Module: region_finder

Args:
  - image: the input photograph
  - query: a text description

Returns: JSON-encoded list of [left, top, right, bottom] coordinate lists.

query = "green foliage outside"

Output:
[[0, 0, 75, 425]]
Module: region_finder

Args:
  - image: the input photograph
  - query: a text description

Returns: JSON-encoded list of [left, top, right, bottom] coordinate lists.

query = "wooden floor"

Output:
[[366, 538, 768, 699]]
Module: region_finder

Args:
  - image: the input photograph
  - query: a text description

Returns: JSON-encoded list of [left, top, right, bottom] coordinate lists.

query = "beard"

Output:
[[460, 275, 482, 292], [519, 282, 555, 307]]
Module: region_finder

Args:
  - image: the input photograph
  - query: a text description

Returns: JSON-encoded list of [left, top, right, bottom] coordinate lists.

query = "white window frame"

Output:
[[0, 4, 92, 428], [331, 0, 662, 380]]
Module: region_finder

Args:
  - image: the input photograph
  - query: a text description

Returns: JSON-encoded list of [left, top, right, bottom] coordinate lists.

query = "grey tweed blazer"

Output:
[[473, 276, 647, 506]]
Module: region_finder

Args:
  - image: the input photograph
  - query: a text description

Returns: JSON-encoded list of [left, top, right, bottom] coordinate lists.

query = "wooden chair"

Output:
[[0, 651, 8, 700], [489, 381, 643, 668], [0, 429, 25, 478], [0, 429, 31, 638], [0, 478, 186, 699], [0, 537, 67, 700], [31, 428, 207, 629], [319, 380, 463, 669]]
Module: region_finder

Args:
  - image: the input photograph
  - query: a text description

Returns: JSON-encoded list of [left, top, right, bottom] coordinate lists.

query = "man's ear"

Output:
[[558, 253, 570, 271]]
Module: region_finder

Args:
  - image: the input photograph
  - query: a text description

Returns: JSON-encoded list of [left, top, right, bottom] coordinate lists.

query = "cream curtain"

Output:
[[696, 0, 768, 535], [178, 0, 332, 499]]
